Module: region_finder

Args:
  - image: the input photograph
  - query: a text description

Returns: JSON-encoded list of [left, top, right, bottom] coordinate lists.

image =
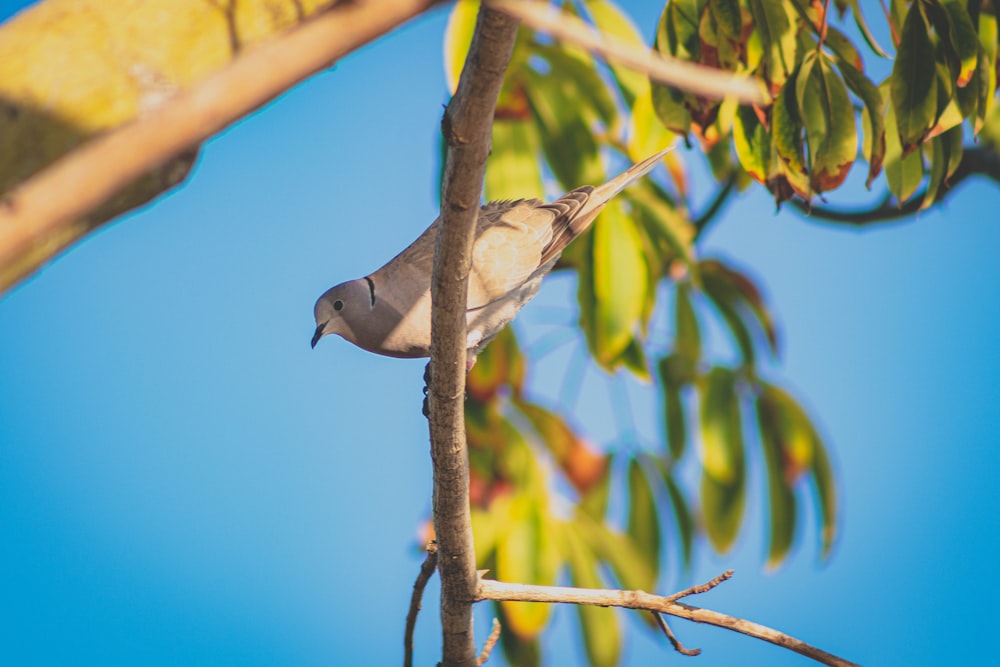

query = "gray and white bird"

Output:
[[312, 148, 669, 359]]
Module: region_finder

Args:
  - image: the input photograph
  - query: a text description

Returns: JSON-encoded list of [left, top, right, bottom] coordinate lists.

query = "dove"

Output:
[[312, 148, 670, 360]]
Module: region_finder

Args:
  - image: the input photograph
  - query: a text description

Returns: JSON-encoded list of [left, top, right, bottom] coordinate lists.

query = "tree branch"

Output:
[[487, 0, 767, 104], [789, 146, 1000, 227], [475, 618, 502, 665], [476, 575, 859, 667], [429, 6, 518, 666], [403, 542, 439, 667], [0, 0, 438, 295]]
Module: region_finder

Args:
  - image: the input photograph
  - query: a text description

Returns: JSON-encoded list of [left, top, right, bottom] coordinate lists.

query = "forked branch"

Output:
[[476, 573, 859, 667]]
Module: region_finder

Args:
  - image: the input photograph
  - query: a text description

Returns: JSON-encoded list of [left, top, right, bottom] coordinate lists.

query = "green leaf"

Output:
[[485, 119, 545, 202], [534, 42, 618, 127], [883, 81, 925, 203], [651, 0, 704, 135], [846, 0, 890, 58], [701, 461, 746, 554], [772, 66, 810, 198], [810, 431, 838, 558], [920, 124, 962, 211], [759, 381, 837, 558], [796, 53, 857, 193], [585, 0, 649, 106], [756, 387, 798, 569], [565, 521, 621, 667], [822, 25, 864, 71], [698, 366, 748, 555], [891, 3, 937, 151], [627, 180, 696, 268], [940, 0, 980, 88], [733, 103, 771, 184], [837, 58, 886, 187], [709, 0, 742, 40], [700, 259, 779, 363], [626, 458, 661, 590], [662, 468, 695, 569], [443, 0, 479, 94], [747, 0, 796, 87], [590, 198, 648, 368], [674, 283, 701, 361], [659, 353, 694, 460], [579, 453, 613, 520], [523, 68, 602, 188], [662, 372, 688, 459], [619, 337, 651, 380], [699, 366, 743, 483]]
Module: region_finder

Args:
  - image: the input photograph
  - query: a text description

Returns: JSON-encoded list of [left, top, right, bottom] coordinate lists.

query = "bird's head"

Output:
[[311, 278, 374, 349]]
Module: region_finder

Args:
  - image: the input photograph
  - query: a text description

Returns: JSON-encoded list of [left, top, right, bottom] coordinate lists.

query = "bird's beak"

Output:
[[311, 322, 327, 349]]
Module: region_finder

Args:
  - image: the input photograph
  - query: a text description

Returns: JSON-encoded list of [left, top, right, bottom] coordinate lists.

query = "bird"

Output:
[[312, 148, 670, 361]]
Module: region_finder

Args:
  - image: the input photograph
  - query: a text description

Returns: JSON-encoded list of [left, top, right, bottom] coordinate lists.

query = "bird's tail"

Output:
[[591, 147, 673, 205], [539, 147, 672, 265]]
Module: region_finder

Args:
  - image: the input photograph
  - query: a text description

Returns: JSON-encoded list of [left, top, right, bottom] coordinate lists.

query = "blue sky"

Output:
[[1, 1, 999, 665]]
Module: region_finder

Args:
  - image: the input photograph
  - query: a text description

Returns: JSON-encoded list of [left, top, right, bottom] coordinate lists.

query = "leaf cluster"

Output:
[[442, 1, 997, 664]]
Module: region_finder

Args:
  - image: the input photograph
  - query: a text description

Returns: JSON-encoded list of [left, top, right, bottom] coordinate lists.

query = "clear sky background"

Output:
[[1, 1, 998, 666]]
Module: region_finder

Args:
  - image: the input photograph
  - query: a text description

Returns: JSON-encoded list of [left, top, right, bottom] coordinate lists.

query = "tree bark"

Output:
[[428, 6, 518, 666]]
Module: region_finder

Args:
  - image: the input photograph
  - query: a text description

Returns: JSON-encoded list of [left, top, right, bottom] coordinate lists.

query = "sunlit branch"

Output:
[[476, 573, 859, 667], [487, 0, 768, 104]]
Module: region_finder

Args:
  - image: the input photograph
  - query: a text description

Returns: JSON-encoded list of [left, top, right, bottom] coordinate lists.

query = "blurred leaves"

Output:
[[437, 0, 999, 664]]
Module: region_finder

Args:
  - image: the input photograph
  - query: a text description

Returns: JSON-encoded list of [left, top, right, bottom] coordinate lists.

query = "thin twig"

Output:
[[475, 618, 502, 665], [692, 173, 737, 237], [651, 612, 701, 656], [403, 542, 440, 667], [789, 147, 1000, 227], [0, 0, 438, 294], [476, 575, 859, 667], [487, 0, 767, 104], [664, 569, 734, 602]]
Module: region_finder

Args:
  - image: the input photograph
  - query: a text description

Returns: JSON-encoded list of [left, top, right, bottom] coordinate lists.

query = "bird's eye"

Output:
[[333, 299, 344, 312]]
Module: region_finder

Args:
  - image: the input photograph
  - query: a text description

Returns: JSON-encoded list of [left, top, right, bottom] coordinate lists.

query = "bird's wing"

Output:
[[466, 198, 558, 310]]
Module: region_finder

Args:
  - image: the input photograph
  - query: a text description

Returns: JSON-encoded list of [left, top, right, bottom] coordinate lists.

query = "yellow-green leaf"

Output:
[[940, 0, 979, 88], [701, 464, 746, 553], [796, 53, 857, 193], [495, 494, 557, 638], [838, 58, 885, 187], [733, 104, 771, 183], [747, 0, 797, 88], [756, 388, 798, 569], [699, 366, 743, 484], [883, 81, 925, 203], [585, 0, 649, 106], [772, 67, 809, 196], [443, 0, 480, 94], [485, 118, 544, 202], [628, 82, 674, 162], [891, 3, 937, 151], [590, 198, 648, 367]]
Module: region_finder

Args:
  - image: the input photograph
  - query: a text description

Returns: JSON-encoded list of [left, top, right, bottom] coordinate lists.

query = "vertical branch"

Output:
[[428, 5, 518, 667]]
